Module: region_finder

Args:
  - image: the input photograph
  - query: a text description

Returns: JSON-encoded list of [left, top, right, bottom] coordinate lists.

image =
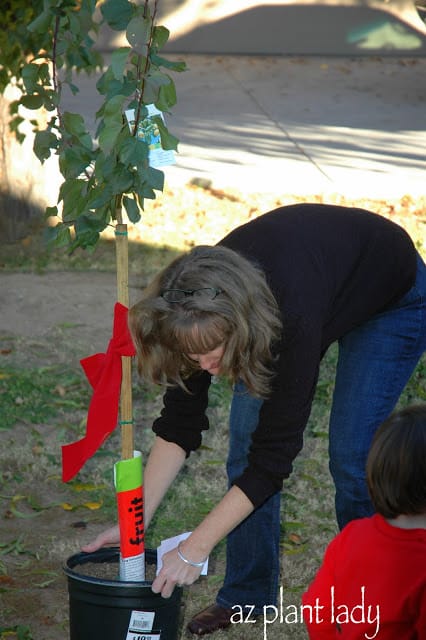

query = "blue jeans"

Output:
[[217, 253, 426, 612]]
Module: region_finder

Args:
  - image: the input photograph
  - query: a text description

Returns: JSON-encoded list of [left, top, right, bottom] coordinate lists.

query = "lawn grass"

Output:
[[1, 185, 425, 639]]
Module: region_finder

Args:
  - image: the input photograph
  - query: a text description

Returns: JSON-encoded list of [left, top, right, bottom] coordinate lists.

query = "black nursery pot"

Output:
[[64, 547, 183, 640]]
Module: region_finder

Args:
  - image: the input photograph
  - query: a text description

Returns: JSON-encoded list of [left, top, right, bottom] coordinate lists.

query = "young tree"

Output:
[[0, 0, 185, 251], [1, 0, 186, 471]]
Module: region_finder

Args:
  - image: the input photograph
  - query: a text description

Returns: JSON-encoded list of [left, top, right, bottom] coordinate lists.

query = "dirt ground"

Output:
[[0, 271, 130, 639]]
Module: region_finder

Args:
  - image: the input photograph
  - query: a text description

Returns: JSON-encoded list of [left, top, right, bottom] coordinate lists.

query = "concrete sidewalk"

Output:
[[64, 53, 426, 201], [161, 54, 426, 199]]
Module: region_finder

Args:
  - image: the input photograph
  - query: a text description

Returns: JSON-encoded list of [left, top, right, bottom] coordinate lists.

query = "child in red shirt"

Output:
[[302, 404, 426, 639]]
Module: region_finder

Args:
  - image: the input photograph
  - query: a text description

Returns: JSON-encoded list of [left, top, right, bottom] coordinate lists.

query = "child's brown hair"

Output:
[[366, 404, 426, 518]]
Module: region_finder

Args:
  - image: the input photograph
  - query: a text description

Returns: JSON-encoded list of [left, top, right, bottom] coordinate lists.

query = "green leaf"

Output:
[[72, 212, 109, 250], [58, 178, 86, 219], [96, 67, 114, 96], [141, 185, 156, 200], [146, 70, 170, 91], [44, 223, 72, 249], [109, 165, 134, 194], [146, 166, 164, 191], [157, 81, 177, 112], [118, 136, 148, 165], [96, 74, 138, 105], [9, 100, 20, 117], [101, 0, 134, 31], [98, 121, 123, 154], [75, 212, 108, 234], [20, 94, 44, 110], [86, 183, 113, 209], [0, 68, 9, 94], [94, 151, 117, 180], [123, 195, 141, 223], [33, 130, 58, 163], [98, 95, 126, 152], [152, 26, 170, 49], [150, 53, 187, 73], [21, 63, 39, 93], [134, 175, 156, 201], [96, 68, 136, 101], [126, 15, 151, 54], [72, 230, 100, 251], [38, 63, 51, 85], [154, 117, 179, 151], [111, 47, 131, 80], [145, 72, 176, 111], [63, 112, 87, 137], [103, 94, 127, 120], [141, 85, 158, 106], [59, 146, 93, 179], [55, 39, 67, 59], [43, 89, 58, 112], [67, 82, 80, 96], [27, 9, 52, 34]]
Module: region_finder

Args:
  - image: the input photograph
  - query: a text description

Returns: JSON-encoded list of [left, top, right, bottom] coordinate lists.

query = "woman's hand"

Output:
[[151, 545, 204, 598], [152, 485, 255, 598], [80, 438, 186, 556], [81, 524, 120, 553]]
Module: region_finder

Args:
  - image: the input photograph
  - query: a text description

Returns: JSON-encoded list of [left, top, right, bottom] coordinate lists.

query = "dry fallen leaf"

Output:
[[54, 384, 66, 397]]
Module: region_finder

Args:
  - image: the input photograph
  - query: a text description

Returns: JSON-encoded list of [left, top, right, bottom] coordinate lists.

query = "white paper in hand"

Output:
[[156, 531, 209, 576]]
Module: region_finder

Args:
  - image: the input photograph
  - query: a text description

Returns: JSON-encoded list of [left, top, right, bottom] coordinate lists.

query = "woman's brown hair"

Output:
[[366, 404, 426, 518], [128, 245, 282, 398]]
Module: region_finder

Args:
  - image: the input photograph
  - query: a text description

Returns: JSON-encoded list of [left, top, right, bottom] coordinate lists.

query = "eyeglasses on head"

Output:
[[161, 287, 222, 303]]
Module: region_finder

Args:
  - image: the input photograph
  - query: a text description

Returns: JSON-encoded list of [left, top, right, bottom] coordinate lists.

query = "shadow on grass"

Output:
[[0, 224, 183, 285]]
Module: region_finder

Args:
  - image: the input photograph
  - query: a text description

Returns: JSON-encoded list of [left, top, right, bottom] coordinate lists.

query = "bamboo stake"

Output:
[[115, 203, 134, 460]]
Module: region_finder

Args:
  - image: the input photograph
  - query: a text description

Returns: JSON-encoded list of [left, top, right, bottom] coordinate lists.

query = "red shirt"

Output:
[[302, 514, 426, 639]]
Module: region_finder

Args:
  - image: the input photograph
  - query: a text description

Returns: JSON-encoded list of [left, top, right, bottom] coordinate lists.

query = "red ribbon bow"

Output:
[[62, 302, 136, 482]]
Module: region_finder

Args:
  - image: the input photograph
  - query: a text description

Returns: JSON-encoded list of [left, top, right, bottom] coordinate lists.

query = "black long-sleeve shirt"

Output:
[[152, 204, 417, 508]]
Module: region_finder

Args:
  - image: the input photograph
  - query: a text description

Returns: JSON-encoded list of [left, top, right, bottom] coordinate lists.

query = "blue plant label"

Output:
[[125, 105, 176, 168]]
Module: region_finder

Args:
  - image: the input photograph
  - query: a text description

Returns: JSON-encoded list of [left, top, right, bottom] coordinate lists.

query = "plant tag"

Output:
[[125, 105, 175, 168], [120, 551, 145, 581], [126, 610, 156, 637], [125, 632, 161, 640], [115, 453, 145, 580]]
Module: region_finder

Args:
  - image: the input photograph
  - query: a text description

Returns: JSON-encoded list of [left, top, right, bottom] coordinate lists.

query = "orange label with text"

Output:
[[117, 485, 145, 558]]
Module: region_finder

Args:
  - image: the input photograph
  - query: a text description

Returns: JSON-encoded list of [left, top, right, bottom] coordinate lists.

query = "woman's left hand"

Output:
[[152, 485, 254, 598], [151, 546, 203, 598]]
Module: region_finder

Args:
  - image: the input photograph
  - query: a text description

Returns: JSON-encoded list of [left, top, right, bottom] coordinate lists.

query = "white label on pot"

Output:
[[125, 633, 161, 640], [128, 610, 155, 632]]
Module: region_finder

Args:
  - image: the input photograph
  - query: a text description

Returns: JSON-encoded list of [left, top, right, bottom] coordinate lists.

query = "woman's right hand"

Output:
[[81, 524, 120, 553], [79, 438, 186, 556]]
